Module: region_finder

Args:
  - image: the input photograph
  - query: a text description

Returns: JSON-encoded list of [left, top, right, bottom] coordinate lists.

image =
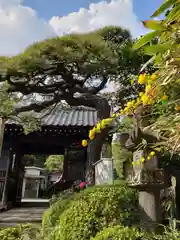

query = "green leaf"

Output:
[[133, 31, 160, 50], [154, 54, 163, 65], [142, 20, 164, 31], [144, 43, 170, 56], [151, 0, 177, 18], [167, 4, 180, 23]]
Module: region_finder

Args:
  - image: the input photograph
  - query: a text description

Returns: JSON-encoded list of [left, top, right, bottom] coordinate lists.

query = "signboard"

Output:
[[132, 150, 144, 183], [95, 158, 113, 185]]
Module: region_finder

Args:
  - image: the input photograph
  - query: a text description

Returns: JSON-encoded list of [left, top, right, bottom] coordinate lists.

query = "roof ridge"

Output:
[[55, 106, 97, 111]]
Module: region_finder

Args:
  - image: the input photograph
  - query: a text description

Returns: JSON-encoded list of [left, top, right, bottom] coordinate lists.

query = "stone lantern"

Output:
[[122, 126, 167, 231]]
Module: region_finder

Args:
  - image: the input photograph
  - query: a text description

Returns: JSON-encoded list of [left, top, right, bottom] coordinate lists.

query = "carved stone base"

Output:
[[126, 169, 166, 191]]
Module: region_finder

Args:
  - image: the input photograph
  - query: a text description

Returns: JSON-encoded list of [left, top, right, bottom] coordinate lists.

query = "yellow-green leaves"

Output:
[[166, 3, 180, 23], [134, 20, 165, 50], [142, 20, 164, 31], [133, 31, 160, 50], [144, 42, 171, 56], [44, 155, 64, 172], [151, 0, 177, 18]]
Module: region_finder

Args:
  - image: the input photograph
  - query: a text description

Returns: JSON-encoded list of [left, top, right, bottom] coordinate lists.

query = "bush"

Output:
[[0, 224, 40, 240], [91, 225, 148, 240], [54, 184, 139, 240], [42, 195, 74, 234], [91, 225, 180, 240], [42, 187, 97, 234]]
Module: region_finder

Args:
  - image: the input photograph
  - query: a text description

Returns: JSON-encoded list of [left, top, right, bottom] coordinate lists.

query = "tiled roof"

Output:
[[6, 106, 98, 127], [42, 106, 98, 127]]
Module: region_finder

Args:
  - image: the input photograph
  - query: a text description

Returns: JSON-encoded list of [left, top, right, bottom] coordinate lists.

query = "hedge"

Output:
[[91, 225, 149, 240], [53, 184, 139, 240]]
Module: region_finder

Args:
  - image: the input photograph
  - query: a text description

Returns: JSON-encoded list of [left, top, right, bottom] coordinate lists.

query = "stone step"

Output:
[[0, 207, 47, 228], [21, 198, 50, 208]]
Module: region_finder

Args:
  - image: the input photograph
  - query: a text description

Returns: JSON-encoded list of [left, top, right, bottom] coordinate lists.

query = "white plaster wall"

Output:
[[95, 159, 113, 185], [26, 168, 40, 176]]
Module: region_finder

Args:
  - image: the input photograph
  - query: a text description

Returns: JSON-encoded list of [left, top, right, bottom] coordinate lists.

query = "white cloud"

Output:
[[0, 0, 146, 57], [50, 0, 146, 37], [0, 0, 56, 56]]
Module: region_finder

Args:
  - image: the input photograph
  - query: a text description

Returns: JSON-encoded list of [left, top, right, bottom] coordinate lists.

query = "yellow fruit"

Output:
[[141, 157, 145, 163], [139, 92, 144, 97], [150, 151, 155, 156], [101, 122, 106, 129], [120, 110, 124, 115], [89, 129, 95, 140], [145, 84, 152, 93], [138, 73, 146, 85], [161, 95, 168, 101], [151, 73, 157, 81], [95, 123, 101, 133], [147, 156, 151, 160], [147, 100, 153, 105], [127, 101, 133, 108], [124, 107, 128, 112], [147, 79, 152, 85], [102, 118, 113, 126], [82, 140, 88, 147], [141, 95, 149, 105], [136, 98, 141, 104]]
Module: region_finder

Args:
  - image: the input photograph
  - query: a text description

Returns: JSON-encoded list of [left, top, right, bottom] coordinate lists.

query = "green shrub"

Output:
[[0, 224, 39, 240], [42, 187, 99, 234], [54, 184, 139, 240], [153, 226, 180, 240], [91, 225, 180, 240], [42, 196, 73, 234], [91, 225, 148, 240]]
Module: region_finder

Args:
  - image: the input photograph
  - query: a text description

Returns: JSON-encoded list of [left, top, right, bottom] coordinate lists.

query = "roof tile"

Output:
[[6, 107, 98, 127]]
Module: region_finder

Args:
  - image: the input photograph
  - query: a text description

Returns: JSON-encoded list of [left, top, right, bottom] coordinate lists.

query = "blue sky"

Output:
[[0, 0, 165, 56], [24, 0, 164, 21]]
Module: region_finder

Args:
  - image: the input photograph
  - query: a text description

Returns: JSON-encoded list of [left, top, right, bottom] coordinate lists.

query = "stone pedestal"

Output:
[[126, 150, 166, 232], [139, 190, 161, 231]]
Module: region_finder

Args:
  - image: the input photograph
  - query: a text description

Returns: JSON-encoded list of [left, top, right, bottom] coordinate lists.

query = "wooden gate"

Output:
[[14, 151, 24, 206], [0, 149, 10, 209], [0, 170, 6, 209], [64, 148, 86, 182], [0, 148, 24, 209]]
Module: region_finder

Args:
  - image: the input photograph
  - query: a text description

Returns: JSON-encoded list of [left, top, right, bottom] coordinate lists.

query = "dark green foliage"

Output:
[[53, 185, 139, 240], [0, 30, 119, 113], [0, 26, 148, 115], [96, 26, 131, 45], [22, 154, 37, 166]]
